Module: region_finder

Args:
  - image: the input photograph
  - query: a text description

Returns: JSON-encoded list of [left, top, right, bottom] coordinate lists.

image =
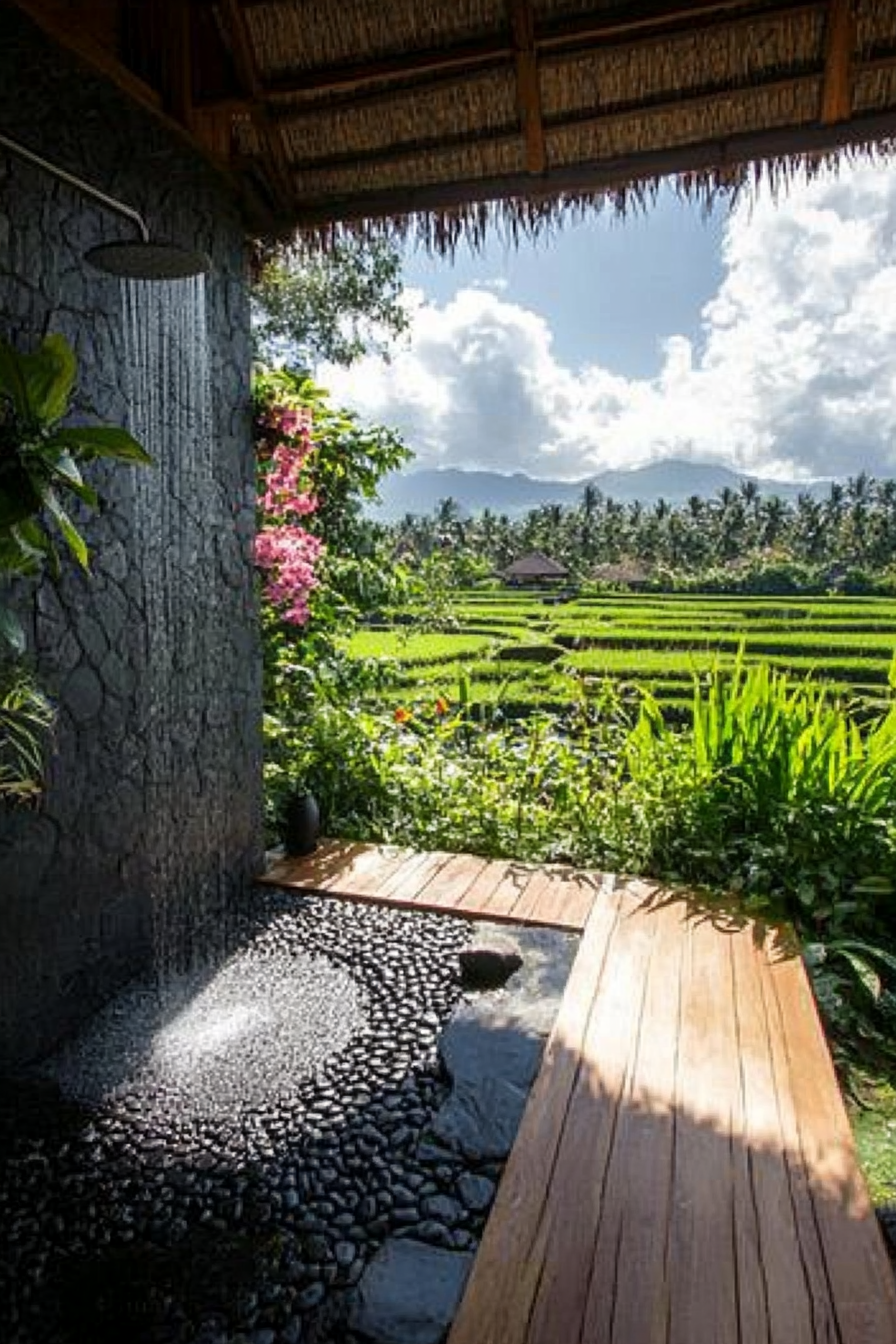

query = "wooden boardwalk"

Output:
[[261, 841, 896, 1343], [260, 839, 601, 930]]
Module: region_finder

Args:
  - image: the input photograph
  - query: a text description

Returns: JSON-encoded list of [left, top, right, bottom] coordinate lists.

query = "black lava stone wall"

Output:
[[0, 11, 263, 1066]]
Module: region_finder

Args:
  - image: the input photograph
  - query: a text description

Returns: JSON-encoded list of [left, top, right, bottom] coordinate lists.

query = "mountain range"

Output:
[[369, 459, 826, 522]]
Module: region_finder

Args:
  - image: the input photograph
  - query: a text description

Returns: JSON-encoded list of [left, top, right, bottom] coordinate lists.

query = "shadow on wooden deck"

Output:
[[449, 887, 896, 1343]]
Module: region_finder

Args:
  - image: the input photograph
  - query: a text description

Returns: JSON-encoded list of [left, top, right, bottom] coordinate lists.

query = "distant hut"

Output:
[[502, 553, 569, 588], [591, 560, 653, 591]]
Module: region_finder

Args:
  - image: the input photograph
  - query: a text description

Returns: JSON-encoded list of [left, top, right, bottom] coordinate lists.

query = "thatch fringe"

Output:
[[273, 136, 893, 259]]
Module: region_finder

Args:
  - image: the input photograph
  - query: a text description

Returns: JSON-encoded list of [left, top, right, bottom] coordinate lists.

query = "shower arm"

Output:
[[0, 131, 150, 243]]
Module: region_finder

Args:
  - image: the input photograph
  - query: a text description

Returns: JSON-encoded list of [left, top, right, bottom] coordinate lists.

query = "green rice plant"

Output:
[[343, 629, 495, 664]]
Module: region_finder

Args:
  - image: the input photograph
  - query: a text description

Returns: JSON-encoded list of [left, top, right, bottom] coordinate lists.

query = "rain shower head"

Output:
[[85, 240, 211, 281], [0, 131, 211, 282]]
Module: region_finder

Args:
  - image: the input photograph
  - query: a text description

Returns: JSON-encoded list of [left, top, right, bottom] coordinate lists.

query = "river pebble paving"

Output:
[[0, 890, 503, 1344]]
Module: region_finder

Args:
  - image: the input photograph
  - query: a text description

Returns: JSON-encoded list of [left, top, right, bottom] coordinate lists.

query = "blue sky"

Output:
[[402, 189, 726, 379], [322, 163, 896, 482]]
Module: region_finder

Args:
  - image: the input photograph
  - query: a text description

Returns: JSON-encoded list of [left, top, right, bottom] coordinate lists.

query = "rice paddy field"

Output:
[[343, 591, 896, 717]]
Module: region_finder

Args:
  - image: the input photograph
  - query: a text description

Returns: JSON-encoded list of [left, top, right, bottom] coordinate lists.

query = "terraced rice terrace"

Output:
[[343, 593, 896, 717]]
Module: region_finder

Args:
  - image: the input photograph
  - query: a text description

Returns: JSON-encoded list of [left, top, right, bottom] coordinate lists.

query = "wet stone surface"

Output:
[[0, 895, 578, 1344]]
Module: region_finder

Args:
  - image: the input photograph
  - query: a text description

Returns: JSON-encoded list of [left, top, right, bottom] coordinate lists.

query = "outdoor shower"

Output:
[[0, 130, 210, 279]]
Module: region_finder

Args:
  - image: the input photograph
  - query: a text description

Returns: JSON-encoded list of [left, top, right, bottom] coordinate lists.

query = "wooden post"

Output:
[[163, 0, 194, 130], [821, 0, 856, 124], [509, 0, 547, 173], [218, 0, 293, 212]]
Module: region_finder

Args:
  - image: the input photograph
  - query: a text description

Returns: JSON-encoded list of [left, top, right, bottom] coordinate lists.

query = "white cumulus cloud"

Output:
[[319, 163, 896, 480]]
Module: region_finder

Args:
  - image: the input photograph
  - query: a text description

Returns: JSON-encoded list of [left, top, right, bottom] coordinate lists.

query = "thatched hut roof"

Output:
[[592, 559, 654, 587], [12, 1, 896, 250], [503, 552, 569, 581]]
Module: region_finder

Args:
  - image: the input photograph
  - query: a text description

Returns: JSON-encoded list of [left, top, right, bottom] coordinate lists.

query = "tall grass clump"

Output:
[[627, 655, 896, 917], [626, 656, 896, 1067]]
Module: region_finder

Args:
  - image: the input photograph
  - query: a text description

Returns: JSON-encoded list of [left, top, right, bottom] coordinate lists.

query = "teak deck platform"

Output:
[[261, 841, 896, 1342]]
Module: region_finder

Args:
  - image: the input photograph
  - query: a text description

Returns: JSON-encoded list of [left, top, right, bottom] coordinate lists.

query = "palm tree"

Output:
[[759, 495, 789, 550]]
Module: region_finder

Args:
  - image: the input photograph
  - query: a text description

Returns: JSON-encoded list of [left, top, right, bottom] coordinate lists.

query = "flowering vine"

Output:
[[254, 399, 322, 626]]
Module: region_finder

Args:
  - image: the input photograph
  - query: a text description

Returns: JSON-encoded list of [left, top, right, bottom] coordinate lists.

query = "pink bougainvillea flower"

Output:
[[262, 436, 316, 517], [254, 396, 322, 626], [254, 524, 323, 626]]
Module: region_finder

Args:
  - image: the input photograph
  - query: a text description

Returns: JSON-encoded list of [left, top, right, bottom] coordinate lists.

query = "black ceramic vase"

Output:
[[282, 791, 320, 856]]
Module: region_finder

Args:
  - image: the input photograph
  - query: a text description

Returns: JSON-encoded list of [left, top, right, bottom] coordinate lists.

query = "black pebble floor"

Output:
[[0, 890, 494, 1344]]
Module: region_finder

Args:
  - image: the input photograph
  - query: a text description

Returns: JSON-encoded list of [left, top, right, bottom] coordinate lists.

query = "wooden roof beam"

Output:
[[11, 0, 164, 119], [265, 34, 508, 98], [211, 0, 823, 106], [821, 0, 856, 123], [161, 0, 194, 131], [8, 0, 249, 178], [253, 1, 822, 131], [217, 0, 294, 209], [509, 0, 547, 174]]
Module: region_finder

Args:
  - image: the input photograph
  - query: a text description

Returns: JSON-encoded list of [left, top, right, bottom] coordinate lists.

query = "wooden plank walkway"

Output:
[[260, 841, 896, 1342], [260, 839, 599, 930]]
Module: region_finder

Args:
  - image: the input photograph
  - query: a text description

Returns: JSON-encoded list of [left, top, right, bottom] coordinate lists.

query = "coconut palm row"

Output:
[[386, 474, 896, 578]]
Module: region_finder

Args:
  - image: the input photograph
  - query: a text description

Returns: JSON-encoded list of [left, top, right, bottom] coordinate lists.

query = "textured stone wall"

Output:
[[0, 10, 263, 1066]]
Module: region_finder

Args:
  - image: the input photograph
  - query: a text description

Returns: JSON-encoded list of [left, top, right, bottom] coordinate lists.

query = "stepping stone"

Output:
[[350, 1238, 474, 1344], [432, 1074, 530, 1162], [438, 1000, 545, 1093]]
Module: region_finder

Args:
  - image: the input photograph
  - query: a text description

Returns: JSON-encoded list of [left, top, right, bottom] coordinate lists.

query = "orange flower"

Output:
[[434, 696, 449, 716], [394, 706, 411, 723]]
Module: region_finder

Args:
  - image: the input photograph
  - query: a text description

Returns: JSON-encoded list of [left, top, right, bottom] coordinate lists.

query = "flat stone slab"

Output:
[[438, 1000, 545, 1093], [432, 1074, 530, 1162], [350, 1238, 474, 1344], [433, 924, 580, 1161]]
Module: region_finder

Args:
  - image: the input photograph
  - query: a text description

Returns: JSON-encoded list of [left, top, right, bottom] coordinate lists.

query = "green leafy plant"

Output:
[[0, 333, 151, 581], [301, 630, 896, 1074], [0, 332, 150, 800], [252, 236, 409, 368]]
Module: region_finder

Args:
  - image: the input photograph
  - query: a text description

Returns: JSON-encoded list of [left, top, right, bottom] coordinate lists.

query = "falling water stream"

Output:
[[123, 276, 230, 984], [107, 281, 369, 1130]]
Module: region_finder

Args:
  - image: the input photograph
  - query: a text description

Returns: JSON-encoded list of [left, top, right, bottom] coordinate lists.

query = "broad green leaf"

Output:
[[49, 451, 83, 486], [0, 534, 39, 573], [52, 426, 152, 465], [47, 452, 99, 508], [22, 334, 76, 424], [11, 517, 49, 557], [43, 489, 89, 570], [835, 948, 882, 1000], [851, 875, 894, 897]]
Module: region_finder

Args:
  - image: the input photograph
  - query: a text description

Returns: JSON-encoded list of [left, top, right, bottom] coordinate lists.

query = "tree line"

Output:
[[384, 473, 896, 589]]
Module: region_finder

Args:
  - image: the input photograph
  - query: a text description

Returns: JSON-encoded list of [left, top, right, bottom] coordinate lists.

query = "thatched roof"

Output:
[[13, 1, 896, 251], [592, 559, 654, 586], [504, 552, 569, 580]]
